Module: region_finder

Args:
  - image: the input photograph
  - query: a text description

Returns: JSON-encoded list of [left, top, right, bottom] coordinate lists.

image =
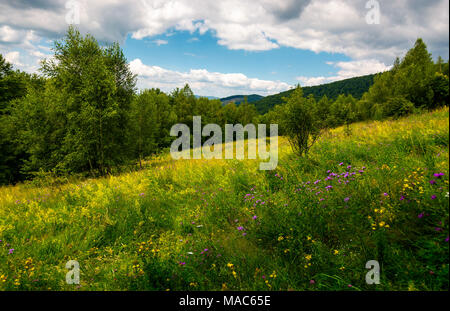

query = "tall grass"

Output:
[[0, 108, 448, 290]]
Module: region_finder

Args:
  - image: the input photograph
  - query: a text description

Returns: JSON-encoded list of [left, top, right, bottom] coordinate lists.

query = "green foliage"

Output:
[[279, 86, 322, 157], [364, 38, 448, 117], [220, 94, 263, 106], [253, 74, 376, 114]]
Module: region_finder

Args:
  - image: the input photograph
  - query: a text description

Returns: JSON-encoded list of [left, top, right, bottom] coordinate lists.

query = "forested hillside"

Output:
[[253, 74, 376, 114], [220, 94, 264, 106]]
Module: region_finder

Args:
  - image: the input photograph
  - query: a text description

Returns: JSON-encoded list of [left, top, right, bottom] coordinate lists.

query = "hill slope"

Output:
[[0, 108, 448, 290], [253, 74, 376, 114], [220, 94, 264, 106]]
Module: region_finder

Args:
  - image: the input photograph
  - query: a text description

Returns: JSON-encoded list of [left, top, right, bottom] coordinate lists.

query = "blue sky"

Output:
[[0, 0, 448, 97], [123, 28, 351, 89]]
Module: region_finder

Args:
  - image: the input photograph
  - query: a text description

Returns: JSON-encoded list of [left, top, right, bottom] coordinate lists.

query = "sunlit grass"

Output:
[[0, 107, 448, 290]]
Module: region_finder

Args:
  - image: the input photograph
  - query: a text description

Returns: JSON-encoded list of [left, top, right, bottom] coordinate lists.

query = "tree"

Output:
[[39, 26, 136, 174], [280, 85, 321, 157]]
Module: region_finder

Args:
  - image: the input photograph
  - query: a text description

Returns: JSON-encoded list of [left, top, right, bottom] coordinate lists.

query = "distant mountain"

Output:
[[195, 95, 220, 100], [220, 94, 264, 106], [253, 74, 376, 114]]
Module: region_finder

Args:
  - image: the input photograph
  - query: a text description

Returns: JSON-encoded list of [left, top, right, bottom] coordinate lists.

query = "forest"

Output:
[[0, 27, 449, 186]]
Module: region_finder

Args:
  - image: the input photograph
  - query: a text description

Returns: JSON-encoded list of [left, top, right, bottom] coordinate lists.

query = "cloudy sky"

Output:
[[0, 0, 448, 97]]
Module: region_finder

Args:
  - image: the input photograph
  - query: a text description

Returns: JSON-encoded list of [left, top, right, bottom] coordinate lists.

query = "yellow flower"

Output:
[[227, 263, 234, 268], [305, 254, 312, 261], [333, 250, 339, 255], [277, 236, 284, 241], [379, 221, 385, 227], [307, 236, 311, 241]]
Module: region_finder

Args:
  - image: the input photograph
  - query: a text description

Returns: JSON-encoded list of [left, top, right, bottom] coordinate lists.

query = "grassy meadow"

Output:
[[0, 107, 448, 291]]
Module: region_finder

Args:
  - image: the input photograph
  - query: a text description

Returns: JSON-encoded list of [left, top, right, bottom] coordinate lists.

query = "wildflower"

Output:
[[418, 213, 424, 219], [431, 195, 437, 200], [383, 193, 389, 197], [237, 226, 244, 231], [278, 236, 284, 241], [227, 263, 234, 268], [379, 221, 385, 227], [252, 215, 257, 220], [8, 248, 14, 255], [429, 180, 436, 185], [344, 197, 350, 202], [433, 173, 444, 178], [305, 254, 312, 261], [333, 250, 339, 255], [310, 279, 315, 284], [139, 193, 145, 196], [339, 162, 344, 166]]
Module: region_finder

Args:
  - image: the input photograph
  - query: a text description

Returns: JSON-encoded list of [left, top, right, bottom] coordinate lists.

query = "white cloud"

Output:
[[0, 0, 447, 61], [297, 59, 391, 86], [129, 58, 291, 97], [4, 51, 23, 66], [0, 0, 448, 93], [153, 39, 168, 46]]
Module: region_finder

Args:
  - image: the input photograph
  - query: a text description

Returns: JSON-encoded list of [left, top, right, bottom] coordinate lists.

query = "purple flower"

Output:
[[418, 213, 424, 218], [8, 248, 14, 254], [445, 236, 449, 242], [344, 197, 350, 202], [347, 165, 352, 170], [237, 226, 244, 231], [429, 180, 436, 185], [383, 193, 389, 196], [433, 173, 444, 178], [400, 195, 405, 201], [339, 162, 344, 166], [431, 195, 437, 200], [252, 215, 257, 220]]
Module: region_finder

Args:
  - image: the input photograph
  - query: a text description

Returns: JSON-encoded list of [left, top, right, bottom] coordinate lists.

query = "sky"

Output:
[[0, 0, 449, 97]]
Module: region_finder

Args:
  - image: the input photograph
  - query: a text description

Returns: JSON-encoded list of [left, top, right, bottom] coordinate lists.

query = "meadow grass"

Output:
[[0, 107, 448, 291]]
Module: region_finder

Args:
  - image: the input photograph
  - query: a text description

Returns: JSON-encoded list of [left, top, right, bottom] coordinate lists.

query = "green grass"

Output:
[[0, 108, 448, 291]]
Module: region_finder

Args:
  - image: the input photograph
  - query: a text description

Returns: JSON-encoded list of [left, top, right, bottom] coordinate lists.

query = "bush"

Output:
[[279, 86, 322, 157]]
